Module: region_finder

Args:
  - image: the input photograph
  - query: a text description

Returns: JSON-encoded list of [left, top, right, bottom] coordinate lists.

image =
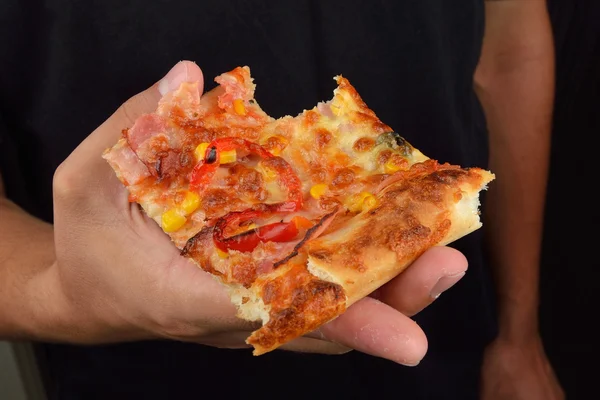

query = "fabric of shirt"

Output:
[[0, 1, 496, 399]]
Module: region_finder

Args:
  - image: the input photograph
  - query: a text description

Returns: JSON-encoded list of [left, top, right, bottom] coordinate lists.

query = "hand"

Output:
[[481, 334, 565, 400], [51, 61, 468, 365]]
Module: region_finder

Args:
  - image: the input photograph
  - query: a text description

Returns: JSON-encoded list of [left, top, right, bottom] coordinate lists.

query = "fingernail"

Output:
[[430, 271, 465, 299], [158, 61, 190, 96], [402, 360, 421, 367]]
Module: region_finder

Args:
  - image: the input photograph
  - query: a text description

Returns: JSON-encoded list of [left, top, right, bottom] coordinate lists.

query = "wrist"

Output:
[[33, 262, 156, 344], [497, 300, 540, 344]]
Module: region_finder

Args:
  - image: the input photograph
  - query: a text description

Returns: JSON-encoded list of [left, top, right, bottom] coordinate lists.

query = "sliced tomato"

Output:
[[214, 221, 299, 253]]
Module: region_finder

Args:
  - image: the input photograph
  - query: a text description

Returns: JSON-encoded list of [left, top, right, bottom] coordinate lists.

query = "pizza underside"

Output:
[[104, 66, 494, 355]]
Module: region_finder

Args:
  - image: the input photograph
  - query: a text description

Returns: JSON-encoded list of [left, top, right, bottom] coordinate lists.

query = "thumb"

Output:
[[53, 60, 204, 200], [93, 60, 205, 156]]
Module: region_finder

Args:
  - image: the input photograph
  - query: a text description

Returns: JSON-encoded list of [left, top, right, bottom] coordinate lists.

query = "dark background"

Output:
[[541, 0, 600, 397]]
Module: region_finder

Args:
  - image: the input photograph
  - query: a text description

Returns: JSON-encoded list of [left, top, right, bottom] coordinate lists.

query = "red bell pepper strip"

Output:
[[189, 137, 305, 252], [189, 137, 303, 207]]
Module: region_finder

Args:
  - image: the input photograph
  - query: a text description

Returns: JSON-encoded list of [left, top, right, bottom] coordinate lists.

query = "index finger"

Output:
[[320, 297, 428, 366]]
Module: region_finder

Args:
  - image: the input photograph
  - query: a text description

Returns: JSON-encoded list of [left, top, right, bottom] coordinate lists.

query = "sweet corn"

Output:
[[347, 192, 377, 212], [220, 149, 237, 164], [384, 158, 403, 174], [194, 142, 210, 160], [310, 184, 328, 199], [261, 135, 288, 156], [233, 99, 246, 116], [180, 191, 200, 215], [162, 208, 187, 232], [216, 247, 229, 259], [362, 194, 378, 209]]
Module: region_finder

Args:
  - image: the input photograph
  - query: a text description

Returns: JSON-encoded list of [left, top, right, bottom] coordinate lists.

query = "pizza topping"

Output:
[[377, 149, 393, 165], [215, 221, 300, 253], [102, 143, 151, 185], [212, 205, 303, 253], [345, 191, 378, 213], [272, 208, 339, 268], [261, 135, 288, 156], [180, 190, 201, 214], [309, 184, 328, 199], [376, 131, 412, 156], [189, 138, 302, 207], [384, 154, 409, 174], [126, 114, 168, 152], [233, 99, 247, 116], [201, 188, 241, 217], [161, 208, 187, 232], [213, 67, 257, 115], [194, 143, 210, 160]]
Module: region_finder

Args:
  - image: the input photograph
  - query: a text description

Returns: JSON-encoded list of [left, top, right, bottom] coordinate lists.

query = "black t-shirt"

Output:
[[0, 1, 496, 399]]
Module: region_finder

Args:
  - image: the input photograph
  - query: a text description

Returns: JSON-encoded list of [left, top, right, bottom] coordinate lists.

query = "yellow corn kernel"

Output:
[[180, 191, 200, 215], [347, 192, 376, 213], [216, 247, 229, 259], [162, 208, 187, 232], [261, 135, 288, 156], [310, 184, 328, 199], [233, 99, 246, 115], [362, 194, 378, 210], [220, 149, 237, 164], [384, 158, 403, 174], [194, 142, 210, 160]]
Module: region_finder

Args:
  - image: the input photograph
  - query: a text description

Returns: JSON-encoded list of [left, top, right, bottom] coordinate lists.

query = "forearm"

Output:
[[475, 1, 554, 340], [0, 194, 69, 341]]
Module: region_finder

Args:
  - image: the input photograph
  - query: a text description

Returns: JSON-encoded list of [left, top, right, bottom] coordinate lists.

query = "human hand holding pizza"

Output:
[[51, 61, 478, 366]]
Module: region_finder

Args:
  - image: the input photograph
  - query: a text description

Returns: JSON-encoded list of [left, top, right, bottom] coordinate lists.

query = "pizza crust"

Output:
[[305, 165, 494, 307], [241, 163, 493, 354]]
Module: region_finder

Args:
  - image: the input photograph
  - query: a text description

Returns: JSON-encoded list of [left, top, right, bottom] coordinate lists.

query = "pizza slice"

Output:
[[103, 66, 494, 355]]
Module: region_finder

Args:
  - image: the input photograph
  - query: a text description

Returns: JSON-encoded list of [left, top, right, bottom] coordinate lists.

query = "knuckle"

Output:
[[117, 97, 140, 128], [116, 90, 158, 128], [52, 160, 81, 200]]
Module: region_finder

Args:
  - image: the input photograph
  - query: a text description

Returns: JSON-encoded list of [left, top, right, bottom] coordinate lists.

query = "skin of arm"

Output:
[[0, 174, 72, 341], [475, 0, 555, 342]]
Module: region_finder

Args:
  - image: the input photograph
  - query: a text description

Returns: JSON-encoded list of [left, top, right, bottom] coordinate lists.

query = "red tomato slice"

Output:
[[216, 221, 299, 253]]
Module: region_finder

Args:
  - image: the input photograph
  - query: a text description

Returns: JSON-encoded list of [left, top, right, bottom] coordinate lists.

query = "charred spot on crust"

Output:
[[273, 209, 339, 268], [180, 226, 213, 257], [353, 137, 376, 152], [430, 169, 466, 184], [332, 168, 356, 188], [309, 249, 332, 262], [205, 146, 218, 164], [249, 273, 346, 350]]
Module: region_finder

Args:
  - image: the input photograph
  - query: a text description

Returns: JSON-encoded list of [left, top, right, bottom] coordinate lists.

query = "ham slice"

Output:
[[126, 114, 167, 152], [103, 142, 151, 185]]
